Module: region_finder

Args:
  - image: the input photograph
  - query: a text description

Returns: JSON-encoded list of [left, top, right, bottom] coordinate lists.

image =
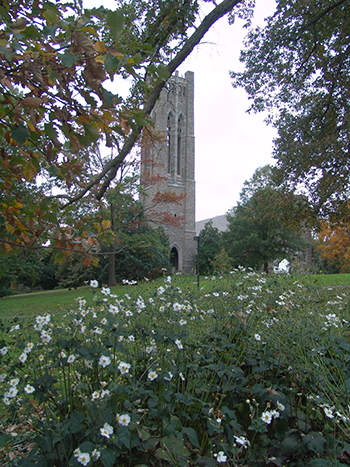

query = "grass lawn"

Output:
[[0, 276, 212, 319], [301, 272, 350, 287], [1, 273, 350, 319]]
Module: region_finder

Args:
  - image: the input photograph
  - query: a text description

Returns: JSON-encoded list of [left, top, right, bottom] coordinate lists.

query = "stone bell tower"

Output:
[[140, 71, 196, 274]]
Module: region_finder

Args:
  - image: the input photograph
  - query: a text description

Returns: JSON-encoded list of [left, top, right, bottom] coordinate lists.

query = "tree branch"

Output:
[[65, 0, 243, 205]]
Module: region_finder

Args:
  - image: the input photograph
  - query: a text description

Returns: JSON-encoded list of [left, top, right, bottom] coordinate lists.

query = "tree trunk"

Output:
[[108, 203, 117, 287]]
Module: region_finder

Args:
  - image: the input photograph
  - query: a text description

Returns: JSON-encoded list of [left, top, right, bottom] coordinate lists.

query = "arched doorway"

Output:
[[170, 247, 179, 271]]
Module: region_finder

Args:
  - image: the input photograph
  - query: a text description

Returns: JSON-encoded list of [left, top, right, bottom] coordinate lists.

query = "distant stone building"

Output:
[[140, 71, 196, 274], [196, 214, 228, 235]]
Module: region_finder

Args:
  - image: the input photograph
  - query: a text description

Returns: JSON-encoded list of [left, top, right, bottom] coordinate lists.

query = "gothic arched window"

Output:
[[167, 114, 173, 174], [177, 116, 183, 176]]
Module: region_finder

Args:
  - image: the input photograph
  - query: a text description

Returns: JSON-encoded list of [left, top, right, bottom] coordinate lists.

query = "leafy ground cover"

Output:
[[0, 271, 350, 466]]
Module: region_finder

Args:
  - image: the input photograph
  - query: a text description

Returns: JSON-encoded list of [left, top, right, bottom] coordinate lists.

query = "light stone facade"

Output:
[[140, 71, 196, 273]]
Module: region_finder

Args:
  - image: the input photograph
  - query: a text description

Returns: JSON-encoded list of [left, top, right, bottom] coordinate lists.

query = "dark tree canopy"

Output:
[[223, 166, 307, 271], [196, 220, 222, 274], [231, 0, 350, 221]]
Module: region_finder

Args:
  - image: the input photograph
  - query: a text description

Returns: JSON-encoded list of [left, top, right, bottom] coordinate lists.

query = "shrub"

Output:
[[1, 272, 350, 466]]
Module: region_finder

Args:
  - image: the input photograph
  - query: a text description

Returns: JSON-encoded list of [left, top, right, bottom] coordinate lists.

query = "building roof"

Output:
[[196, 214, 228, 235]]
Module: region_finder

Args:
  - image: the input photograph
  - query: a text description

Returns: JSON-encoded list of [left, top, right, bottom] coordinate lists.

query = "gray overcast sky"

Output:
[[84, 0, 277, 221], [177, 0, 277, 221]]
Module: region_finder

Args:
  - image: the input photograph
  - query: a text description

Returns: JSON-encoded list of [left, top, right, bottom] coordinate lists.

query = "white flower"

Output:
[[73, 448, 81, 457], [101, 318, 108, 325], [101, 287, 111, 296], [271, 409, 280, 419], [85, 360, 93, 369], [118, 362, 131, 374], [3, 396, 10, 405], [90, 280, 99, 288], [117, 413, 131, 426], [0, 346, 9, 355], [109, 304, 119, 314], [128, 335, 135, 342], [36, 315, 44, 326], [261, 411, 273, 424], [179, 319, 187, 326], [100, 422, 113, 438], [125, 310, 133, 317], [148, 370, 158, 381], [10, 324, 20, 332], [157, 286, 165, 295], [173, 302, 182, 312], [0, 374, 7, 383], [9, 378, 19, 387], [136, 297, 146, 310], [215, 451, 227, 463], [99, 355, 111, 368], [43, 314, 51, 324], [77, 452, 90, 466], [24, 384, 35, 394], [164, 372, 173, 381], [234, 435, 250, 448], [6, 387, 18, 398], [324, 407, 334, 419], [179, 372, 185, 381], [159, 306, 165, 312], [19, 353, 27, 363], [40, 330, 51, 343], [277, 401, 285, 411], [24, 342, 34, 353], [67, 354, 76, 364], [175, 339, 183, 350], [92, 391, 100, 400], [92, 449, 101, 459], [165, 275, 171, 283], [255, 333, 261, 341]]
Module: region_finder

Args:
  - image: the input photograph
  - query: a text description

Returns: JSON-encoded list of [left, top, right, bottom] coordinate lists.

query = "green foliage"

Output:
[[56, 253, 92, 290], [211, 247, 233, 274], [1, 271, 350, 466], [0, 250, 59, 297], [231, 0, 350, 221], [102, 225, 171, 283], [196, 221, 223, 274], [223, 166, 308, 270]]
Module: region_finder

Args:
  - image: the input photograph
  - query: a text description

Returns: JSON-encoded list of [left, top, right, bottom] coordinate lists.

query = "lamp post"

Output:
[[193, 235, 200, 290]]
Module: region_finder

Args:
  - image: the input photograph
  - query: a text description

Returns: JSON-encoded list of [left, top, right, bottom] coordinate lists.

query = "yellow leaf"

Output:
[[4, 222, 15, 234], [93, 41, 106, 53], [102, 110, 116, 122], [95, 55, 105, 63], [4, 243, 12, 253], [22, 161, 37, 182], [101, 219, 111, 230]]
